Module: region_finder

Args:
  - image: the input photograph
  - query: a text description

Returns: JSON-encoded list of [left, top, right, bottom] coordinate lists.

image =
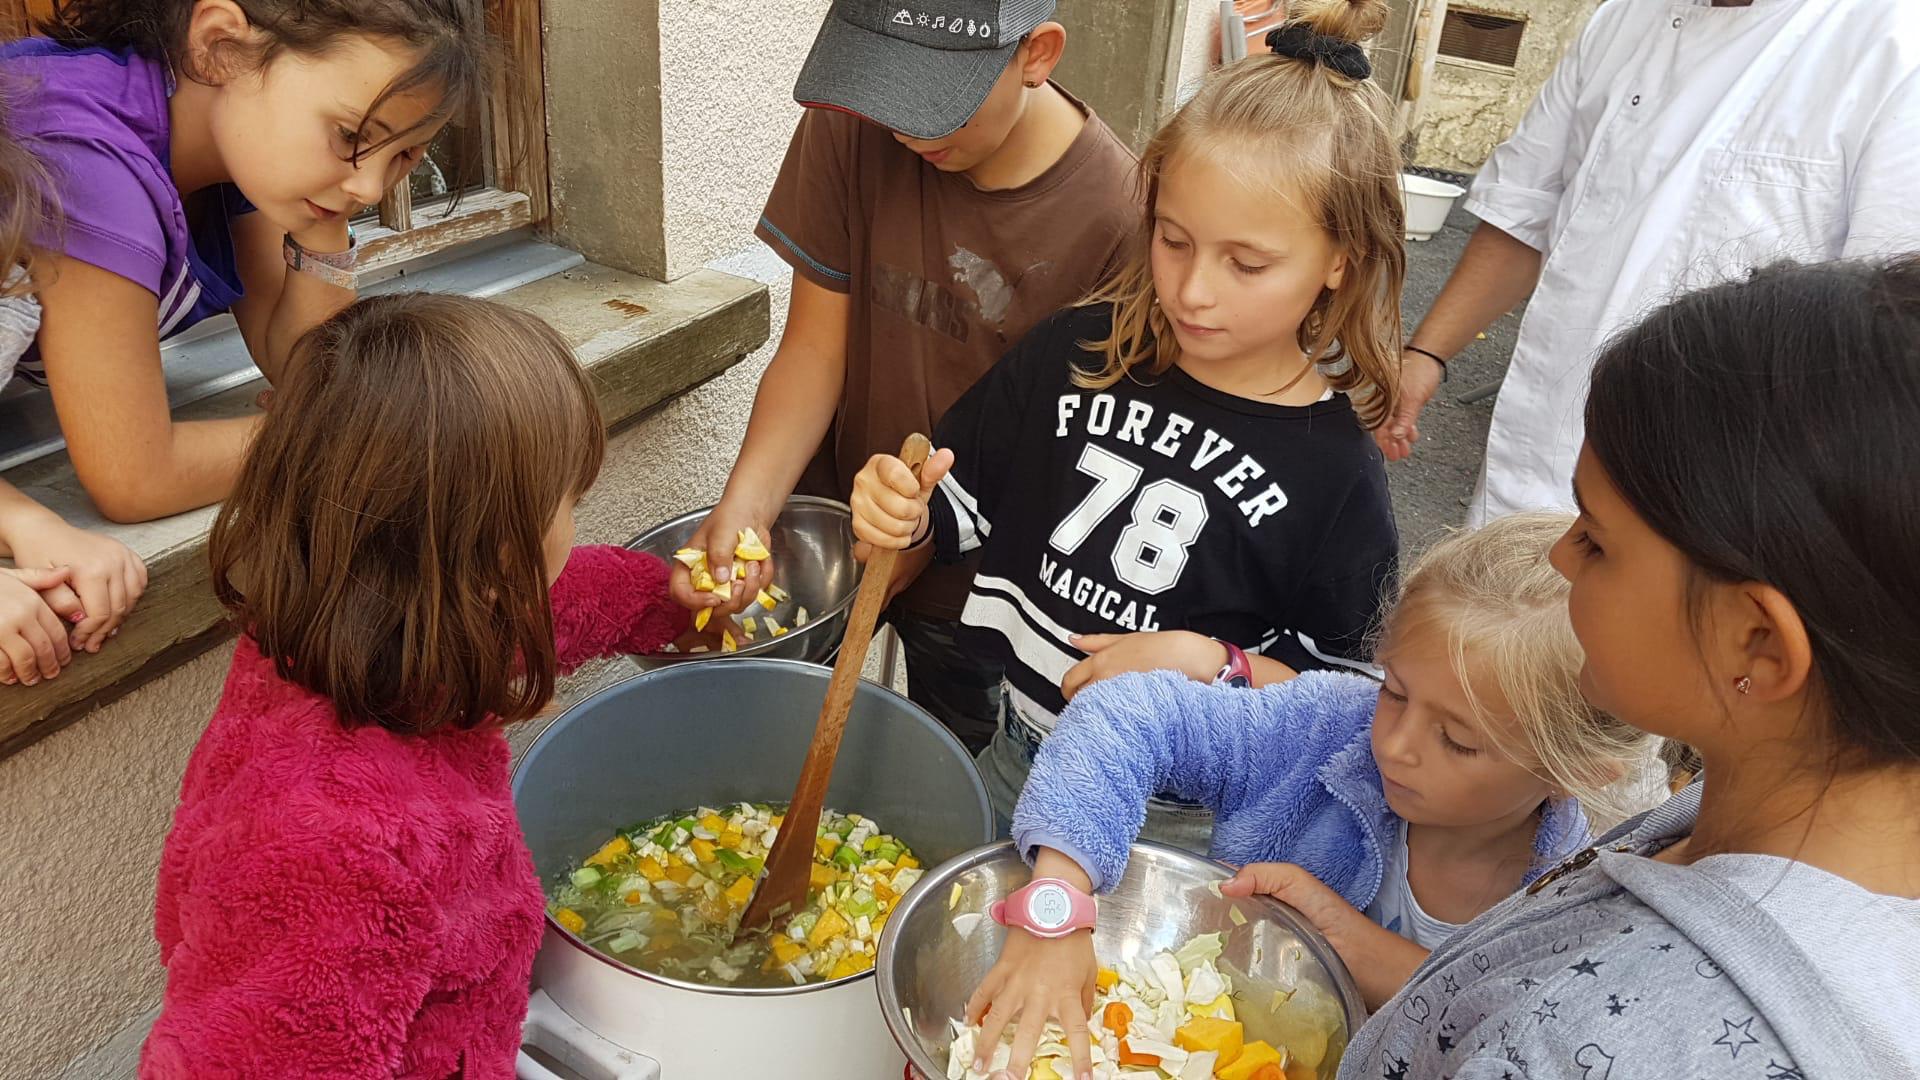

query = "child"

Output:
[[141, 294, 686, 1078], [1344, 258, 1920, 1079], [676, 0, 1139, 754], [6, 0, 488, 522], [852, 0, 1407, 844], [0, 92, 147, 682], [961, 513, 1665, 1080]]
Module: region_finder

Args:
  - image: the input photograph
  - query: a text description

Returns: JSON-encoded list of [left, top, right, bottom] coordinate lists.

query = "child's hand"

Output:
[[1060, 630, 1227, 700], [965, 927, 1097, 1080], [0, 566, 75, 685], [1222, 862, 1429, 1011], [668, 504, 774, 618], [850, 448, 953, 556], [3, 519, 147, 653]]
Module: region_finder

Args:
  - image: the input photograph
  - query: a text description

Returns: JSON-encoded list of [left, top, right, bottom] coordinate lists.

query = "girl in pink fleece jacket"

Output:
[[140, 293, 688, 1079]]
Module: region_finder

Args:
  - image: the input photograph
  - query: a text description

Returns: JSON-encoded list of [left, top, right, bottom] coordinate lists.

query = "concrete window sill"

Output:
[[0, 261, 769, 760]]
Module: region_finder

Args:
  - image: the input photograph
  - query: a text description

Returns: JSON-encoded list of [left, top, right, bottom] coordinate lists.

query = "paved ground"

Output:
[[1384, 202, 1519, 553]]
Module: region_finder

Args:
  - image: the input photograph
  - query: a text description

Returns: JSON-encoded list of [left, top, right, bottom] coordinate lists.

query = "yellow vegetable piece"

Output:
[[896, 853, 920, 870], [666, 864, 695, 885], [795, 606, 810, 626], [1216, 1039, 1283, 1080], [756, 589, 778, 611], [585, 835, 631, 867], [734, 528, 771, 561], [554, 908, 586, 935], [1188, 993, 1237, 1021], [1229, 905, 1248, 927], [743, 617, 758, 638], [698, 814, 727, 834], [624, 890, 644, 906], [690, 838, 717, 863], [818, 834, 841, 859], [724, 875, 756, 907], [768, 934, 807, 967], [772, 625, 790, 637], [768, 583, 791, 603], [1095, 968, 1119, 992], [694, 607, 712, 632], [827, 955, 866, 981], [809, 862, 838, 890], [711, 580, 733, 602], [693, 570, 716, 592], [1030, 1059, 1063, 1080], [771, 813, 786, 827], [808, 908, 850, 948], [719, 828, 744, 850], [1174, 1017, 1244, 1067], [672, 547, 707, 569], [636, 856, 666, 882], [720, 630, 738, 653]]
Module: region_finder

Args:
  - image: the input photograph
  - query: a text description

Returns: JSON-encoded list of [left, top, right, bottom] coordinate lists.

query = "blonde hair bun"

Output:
[[1287, 0, 1390, 45]]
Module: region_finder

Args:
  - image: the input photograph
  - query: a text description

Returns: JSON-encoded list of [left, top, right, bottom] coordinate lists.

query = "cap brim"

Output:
[[793, 15, 1017, 140]]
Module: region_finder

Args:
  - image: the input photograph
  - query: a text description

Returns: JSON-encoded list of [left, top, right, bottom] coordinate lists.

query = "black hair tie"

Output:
[[1266, 24, 1372, 81]]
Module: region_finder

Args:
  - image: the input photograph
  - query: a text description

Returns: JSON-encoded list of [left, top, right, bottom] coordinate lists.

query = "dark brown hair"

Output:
[[209, 293, 606, 735], [42, 0, 492, 161]]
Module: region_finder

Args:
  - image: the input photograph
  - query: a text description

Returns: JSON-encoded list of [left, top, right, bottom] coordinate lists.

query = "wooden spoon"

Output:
[[736, 433, 934, 939]]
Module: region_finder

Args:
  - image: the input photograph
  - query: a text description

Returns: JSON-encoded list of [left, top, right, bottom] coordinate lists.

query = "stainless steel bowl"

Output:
[[877, 841, 1368, 1079], [624, 496, 859, 668]]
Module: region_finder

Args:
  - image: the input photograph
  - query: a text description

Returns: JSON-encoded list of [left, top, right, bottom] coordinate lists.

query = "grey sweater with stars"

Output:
[[1340, 781, 1920, 1080]]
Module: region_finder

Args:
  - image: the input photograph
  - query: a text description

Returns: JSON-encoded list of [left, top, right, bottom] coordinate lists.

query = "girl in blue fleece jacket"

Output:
[[964, 512, 1669, 1080]]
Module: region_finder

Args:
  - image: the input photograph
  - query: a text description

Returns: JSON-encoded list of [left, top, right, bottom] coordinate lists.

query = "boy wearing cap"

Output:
[[679, 0, 1138, 754]]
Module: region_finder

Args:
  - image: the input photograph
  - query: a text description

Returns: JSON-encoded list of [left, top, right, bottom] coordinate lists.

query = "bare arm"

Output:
[[670, 275, 851, 611], [36, 256, 261, 522], [229, 212, 354, 385], [1377, 222, 1544, 460]]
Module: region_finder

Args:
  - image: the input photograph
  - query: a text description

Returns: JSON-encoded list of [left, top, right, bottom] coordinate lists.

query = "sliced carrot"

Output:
[[1247, 1065, 1287, 1080], [1102, 1000, 1133, 1039], [1116, 1039, 1161, 1068]]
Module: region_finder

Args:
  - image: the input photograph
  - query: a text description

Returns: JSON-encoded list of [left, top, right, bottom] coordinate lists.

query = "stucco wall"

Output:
[[657, 0, 830, 281], [1410, 0, 1597, 172]]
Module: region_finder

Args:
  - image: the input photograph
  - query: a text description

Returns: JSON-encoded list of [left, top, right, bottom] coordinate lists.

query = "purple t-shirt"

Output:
[[2, 41, 249, 385]]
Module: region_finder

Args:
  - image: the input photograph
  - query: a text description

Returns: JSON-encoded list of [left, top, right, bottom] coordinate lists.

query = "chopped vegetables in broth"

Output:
[[547, 803, 920, 988]]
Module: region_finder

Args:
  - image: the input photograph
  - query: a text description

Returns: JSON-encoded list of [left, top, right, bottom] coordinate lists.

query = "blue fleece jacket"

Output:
[[1010, 670, 1591, 910]]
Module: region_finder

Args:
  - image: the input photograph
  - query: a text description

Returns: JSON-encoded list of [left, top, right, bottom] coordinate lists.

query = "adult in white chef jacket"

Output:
[[1381, 0, 1920, 524]]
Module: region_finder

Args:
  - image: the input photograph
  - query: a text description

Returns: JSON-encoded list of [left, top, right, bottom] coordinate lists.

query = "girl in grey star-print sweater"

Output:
[[1341, 258, 1920, 1079]]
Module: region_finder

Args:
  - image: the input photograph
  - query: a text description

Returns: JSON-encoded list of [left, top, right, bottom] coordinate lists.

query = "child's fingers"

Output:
[[1061, 1000, 1094, 1080], [973, 995, 1018, 1069], [919, 448, 956, 496], [1059, 656, 1098, 702], [1221, 861, 1308, 897], [1068, 633, 1121, 654], [851, 515, 914, 552], [869, 454, 922, 498], [1002, 1003, 1050, 1080], [36, 600, 71, 672]]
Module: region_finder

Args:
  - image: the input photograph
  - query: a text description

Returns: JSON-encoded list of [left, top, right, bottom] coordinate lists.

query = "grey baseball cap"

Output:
[[794, 0, 1058, 140]]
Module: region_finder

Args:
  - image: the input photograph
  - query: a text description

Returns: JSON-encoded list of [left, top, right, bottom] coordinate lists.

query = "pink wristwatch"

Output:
[[990, 878, 1097, 939]]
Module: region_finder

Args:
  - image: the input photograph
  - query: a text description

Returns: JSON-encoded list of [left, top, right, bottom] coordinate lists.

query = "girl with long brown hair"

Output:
[[851, 0, 1408, 850], [143, 293, 686, 1077]]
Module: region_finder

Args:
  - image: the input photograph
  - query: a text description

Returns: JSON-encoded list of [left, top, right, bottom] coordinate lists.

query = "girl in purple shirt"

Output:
[[5, 0, 489, 522]]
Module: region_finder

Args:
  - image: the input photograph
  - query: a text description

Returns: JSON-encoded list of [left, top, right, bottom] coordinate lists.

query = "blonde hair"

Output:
[[1388, 512, 1667, 830], [1076, 0, 1407, 428]]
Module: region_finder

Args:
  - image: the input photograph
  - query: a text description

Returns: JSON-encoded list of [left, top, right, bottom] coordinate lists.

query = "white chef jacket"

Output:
[[1465, 0, 1920, 524]]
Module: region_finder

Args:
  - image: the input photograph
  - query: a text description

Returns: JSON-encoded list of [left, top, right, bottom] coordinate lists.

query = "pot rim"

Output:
[[624, 495, 861, 665], [516, 657, 986, 999], [873, 839, 1371, 1075]]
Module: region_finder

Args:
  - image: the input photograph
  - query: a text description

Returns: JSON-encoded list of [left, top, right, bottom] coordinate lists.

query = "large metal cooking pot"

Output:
[[878, 841, 1369, 1080], [513, 659, 994, 1079], [625, 497, 859, 669]]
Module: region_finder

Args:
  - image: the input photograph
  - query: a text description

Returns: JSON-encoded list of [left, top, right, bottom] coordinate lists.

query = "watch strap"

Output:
[[1213, 639, 1253, 688], [283, 232, 359, 288]]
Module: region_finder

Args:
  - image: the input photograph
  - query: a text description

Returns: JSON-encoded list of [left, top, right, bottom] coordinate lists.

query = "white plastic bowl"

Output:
[[1401, 173, 1467, 242]]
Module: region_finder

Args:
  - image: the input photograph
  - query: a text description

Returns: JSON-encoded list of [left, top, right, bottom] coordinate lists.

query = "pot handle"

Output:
[[518, 988, 661, 1080]]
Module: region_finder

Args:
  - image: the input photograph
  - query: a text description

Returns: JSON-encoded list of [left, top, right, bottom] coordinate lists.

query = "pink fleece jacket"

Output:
[[139, 545, 688, 1079]]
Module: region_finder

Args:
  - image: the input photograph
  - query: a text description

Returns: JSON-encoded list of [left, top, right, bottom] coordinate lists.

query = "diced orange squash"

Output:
[[719, 828, 745, 850], [636, 856, 666, 882], [696, 894, 731, 923], [818, 834, 841, 859], [1246, 1065, 1287, 1080], [553, 908, 586, 934], [808, 907, 849, 949], [810, 863, 838, 890], [768, 934, 807, 967], [665, 863, 695, 885], [872, 879, 896, 903], [690, 838, 717, 864], [771, 814, 785, 827], [724, 875, 756, 907], [1116, 1040, 1159, 1068], [1095, 968, 1120, 992], [699, 814, 728, 834], [1217, 1040, 1284, 1080], [1174, 1017, 1244, 1067], [1102, 1001, 1133, 1039], [896, 853, 920, 869], [828, 955, 866, 980], [623, 890, 645, 906], [585, 836, 631, 867]]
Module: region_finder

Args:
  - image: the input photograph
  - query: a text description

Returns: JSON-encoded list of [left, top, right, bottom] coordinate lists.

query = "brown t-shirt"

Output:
[[756, 88, 1140, 620]]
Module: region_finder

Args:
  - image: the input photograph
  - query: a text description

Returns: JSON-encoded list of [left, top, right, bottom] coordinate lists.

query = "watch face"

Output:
[[1028, 883, 1073, 931]]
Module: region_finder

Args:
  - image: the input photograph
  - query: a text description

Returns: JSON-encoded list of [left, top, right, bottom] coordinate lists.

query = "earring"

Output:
[[1024, 80, 1040, 88], [1734, 676, 1753, 695]]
